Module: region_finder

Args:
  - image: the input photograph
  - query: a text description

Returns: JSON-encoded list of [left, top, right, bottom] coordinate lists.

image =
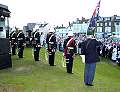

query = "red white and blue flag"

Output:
[[88, 0, 101, 31]]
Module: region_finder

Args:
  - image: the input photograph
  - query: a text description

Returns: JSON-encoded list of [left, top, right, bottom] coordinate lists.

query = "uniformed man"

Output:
[[63, 31, 76, 74], [9, 30, 17, 55], [17, 30, 26, 58], [32, 29, 41, 61], [46, 28, 57, 66], [81, 35, 102, 86]]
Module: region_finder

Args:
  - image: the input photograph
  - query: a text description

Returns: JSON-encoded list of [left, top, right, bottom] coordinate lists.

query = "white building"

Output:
[[55, 18, 89, 38], [55, 27, 68, 39]]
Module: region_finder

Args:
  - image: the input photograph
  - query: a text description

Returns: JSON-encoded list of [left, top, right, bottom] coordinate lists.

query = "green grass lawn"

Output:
[[0, 48, 120, 92]]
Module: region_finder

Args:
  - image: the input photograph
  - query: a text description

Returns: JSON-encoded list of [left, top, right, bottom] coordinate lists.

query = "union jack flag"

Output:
[[88, 0, 101, 31]]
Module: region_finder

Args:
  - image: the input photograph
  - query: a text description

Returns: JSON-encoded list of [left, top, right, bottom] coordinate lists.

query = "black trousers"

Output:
[[12, 45, 16, 55], [66, 54, 73, 73], [33, 47, 40, 61], [49, 52, 55, 66], [18, 46, 24, 58]]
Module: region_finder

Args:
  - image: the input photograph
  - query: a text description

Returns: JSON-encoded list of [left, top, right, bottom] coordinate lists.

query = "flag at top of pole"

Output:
[[87, 0, 101, 33]]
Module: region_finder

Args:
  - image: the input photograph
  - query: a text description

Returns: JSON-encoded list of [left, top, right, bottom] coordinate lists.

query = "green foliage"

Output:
[[0, 48, 120, 92]]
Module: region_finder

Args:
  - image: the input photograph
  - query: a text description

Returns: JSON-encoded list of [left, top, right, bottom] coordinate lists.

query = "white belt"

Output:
[[18, 38, 23, 40], [12, 38, 15, 39], [68, 47, 74, 49], [35, 38, 38, 40], [49, 42, 54, 44]]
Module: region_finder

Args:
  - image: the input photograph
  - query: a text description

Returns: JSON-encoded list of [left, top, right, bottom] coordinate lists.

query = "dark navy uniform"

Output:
[[81, 37, 102, 86], [63, 37, 76, 73], [46, 32, 56, 66], [9, 31, 17, 55], [17, 31, 25, 58], [32, 30, 41, 61]]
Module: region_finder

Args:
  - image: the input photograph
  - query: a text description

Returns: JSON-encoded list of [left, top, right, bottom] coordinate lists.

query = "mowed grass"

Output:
[[0, 48, 120, 92]]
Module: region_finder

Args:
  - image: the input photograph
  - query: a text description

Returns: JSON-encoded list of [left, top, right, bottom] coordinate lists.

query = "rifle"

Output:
[[45, 49, 48, 62], [45, 44, 48, 62], [62, 53, 66, 67]]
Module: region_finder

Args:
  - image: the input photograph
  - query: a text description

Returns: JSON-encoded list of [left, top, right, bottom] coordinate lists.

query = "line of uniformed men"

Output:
[[9, 29, 77, 74], [9, 29, 25, 58], [10, 28, 104, 87]]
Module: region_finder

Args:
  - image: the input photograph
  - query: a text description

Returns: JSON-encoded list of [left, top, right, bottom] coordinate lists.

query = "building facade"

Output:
[[55, 26, 68, 39], [96, 15, 120, 38], [55, 18, 89, 38], [23, 23, 36, 37], [71, 18, 89, 34]]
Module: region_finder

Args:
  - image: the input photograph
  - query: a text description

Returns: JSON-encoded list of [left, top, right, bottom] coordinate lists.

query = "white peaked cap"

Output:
[[33, 28, 36, 32], [67, 31, 73, 36], [19, 28, 23, 31], [11, 27, 16, 32], [49, 28, 54, 32]]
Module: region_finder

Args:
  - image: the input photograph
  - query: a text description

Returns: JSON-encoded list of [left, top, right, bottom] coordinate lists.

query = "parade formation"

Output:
[[0, 0, 120, 90], [7, 27, 120, 87]]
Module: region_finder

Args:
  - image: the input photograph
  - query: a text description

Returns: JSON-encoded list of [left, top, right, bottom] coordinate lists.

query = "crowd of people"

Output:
[[9, 28, 120, 86], [57, 34, 120, 66]]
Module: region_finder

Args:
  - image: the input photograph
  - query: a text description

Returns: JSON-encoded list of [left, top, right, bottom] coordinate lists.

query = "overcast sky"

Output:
[[1, 0, 120, 28]]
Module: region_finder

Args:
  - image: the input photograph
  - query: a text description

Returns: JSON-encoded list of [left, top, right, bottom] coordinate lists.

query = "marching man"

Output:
[[46, 28, 57, 66], [32, 29, 41, 61], [63, 31, 76, 74], [17, 29, 26, 58], [9, 30, 17, 55]]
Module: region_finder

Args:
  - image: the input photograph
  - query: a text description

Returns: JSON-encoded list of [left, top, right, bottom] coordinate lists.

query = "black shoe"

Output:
[[88, 84, 93, 86], [69, 72, 74, 74], [19, 57, 23, 58], [50, 65, 56, 66], [67, 72, 73, 74], [85, 83, 93, 86]]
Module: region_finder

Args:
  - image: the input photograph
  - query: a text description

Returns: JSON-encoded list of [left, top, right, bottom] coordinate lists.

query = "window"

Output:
[[0, 27, 3, 31], [105, 22, 110, 26], [100, 23, 103, 26], [106, 17, 110, 20], [116, 22, 119, 25], [97, 23, 99, 26], [105, 27, 111, 32], [97, 27, 102, 32], [105, 23, 107, 26], [109, 22, 111, 26]]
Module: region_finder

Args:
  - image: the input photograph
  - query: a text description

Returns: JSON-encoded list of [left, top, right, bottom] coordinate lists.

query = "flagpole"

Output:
[[87, 0, 101, 37]]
